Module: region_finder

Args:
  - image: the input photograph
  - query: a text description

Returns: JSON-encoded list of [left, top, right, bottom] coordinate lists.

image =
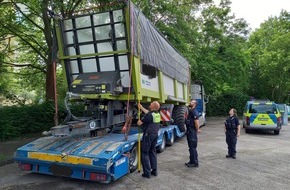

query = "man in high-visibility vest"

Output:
[[137, 101, 161, 178]]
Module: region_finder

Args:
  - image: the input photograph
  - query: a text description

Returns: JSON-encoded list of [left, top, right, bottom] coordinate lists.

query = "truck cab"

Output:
[[190, 81, 208, 126]]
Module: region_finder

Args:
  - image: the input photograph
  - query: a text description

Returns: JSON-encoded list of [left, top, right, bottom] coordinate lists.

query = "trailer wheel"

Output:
[[166, 131, 175, 146], [157, 135, 166, 153], [129, 145, 138, 173], [172, 105, 186, 132]]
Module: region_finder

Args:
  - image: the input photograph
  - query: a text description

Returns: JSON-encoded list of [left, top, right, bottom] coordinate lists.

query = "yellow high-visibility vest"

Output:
[[152, 112, 161, 123]]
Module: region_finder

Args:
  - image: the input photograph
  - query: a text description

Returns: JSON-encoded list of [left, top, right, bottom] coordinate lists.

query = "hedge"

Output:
[[206, 92, 249, 117], [0, 102, 56, 141]]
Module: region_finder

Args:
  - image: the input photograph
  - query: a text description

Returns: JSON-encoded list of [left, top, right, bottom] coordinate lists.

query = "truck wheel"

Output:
[[129, 145, 138, 173], [157, 135, 166, 153], [172, 105, 186, 132], [274, 130, 280, 135], [166, 131, 175, 146]]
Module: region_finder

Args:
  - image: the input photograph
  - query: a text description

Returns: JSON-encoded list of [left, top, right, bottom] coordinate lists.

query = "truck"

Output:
[[191, 80, 208, 126], [14, 1, 207, 183]]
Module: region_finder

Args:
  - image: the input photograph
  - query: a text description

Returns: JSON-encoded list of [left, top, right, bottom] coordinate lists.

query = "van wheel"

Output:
[[157, 135, 166, 153], [245, 128, 250, 133], [274, 130, 280, 135]]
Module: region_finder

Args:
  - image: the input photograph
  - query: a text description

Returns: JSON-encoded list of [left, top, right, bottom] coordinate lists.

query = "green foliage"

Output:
[[0, 102, 55, 141], [0, 0, 116, 102], [0, 1, 47, 101], [194, 0, 251, 96], [56, 67, 68, 101], [247, 11, 290, 102], [207, 91, 249, 116], [0, 98, 89, 141]]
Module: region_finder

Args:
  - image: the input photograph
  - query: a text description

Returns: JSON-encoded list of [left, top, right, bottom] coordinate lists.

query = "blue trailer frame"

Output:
[[14, 125, 184, 183]]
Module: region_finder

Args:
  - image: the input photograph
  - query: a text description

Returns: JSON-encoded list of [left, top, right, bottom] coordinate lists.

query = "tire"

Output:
[[245, 128, 250, 133], [129, 145, 138, 173], [172, 105, 186, 132], [157, 135, 166, 153], [274, 130, 280, 135], [166, 131, 175, 146]]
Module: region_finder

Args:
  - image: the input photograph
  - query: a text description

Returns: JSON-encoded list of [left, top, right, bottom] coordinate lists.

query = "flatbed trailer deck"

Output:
[[14, 125, 184, 183]]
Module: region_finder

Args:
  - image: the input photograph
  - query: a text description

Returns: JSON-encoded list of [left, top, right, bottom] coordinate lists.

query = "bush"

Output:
[[0, 102, 55, 141], [0, 100, 87, 141], [207, 92, 249, 117]]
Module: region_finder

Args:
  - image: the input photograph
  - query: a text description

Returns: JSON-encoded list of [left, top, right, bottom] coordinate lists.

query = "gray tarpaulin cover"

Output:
[[130, 2, 190, 84]]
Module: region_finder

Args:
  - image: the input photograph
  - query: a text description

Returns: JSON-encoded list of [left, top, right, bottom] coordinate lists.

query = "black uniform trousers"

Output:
[[141, 133, 158, 176], [226, 129, 237, 156], [186, 128, 198, 165]]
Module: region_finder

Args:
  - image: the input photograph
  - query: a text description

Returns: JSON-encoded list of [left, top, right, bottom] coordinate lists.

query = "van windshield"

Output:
[[249, 104, 277, 114]]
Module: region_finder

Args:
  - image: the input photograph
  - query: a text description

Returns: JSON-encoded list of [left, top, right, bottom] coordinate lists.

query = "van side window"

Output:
[[249, 105, 257, 113], [250, 108, 257, 113]]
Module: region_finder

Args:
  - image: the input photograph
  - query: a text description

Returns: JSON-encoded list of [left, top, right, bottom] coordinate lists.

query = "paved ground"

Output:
[[1, 117, 290, 190], [0, 136, 39, 166]]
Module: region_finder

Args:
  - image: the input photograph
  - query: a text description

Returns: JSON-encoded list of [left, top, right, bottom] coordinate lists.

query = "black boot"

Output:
[[151, 169, 158, 176]]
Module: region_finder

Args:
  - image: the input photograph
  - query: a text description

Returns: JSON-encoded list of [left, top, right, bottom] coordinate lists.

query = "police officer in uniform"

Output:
[[185, 99, 201, 167], [224, 108, 241, 159], [137, 101, 161, 178]]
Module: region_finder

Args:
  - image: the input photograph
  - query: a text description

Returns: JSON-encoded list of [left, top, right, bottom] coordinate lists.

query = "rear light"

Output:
[[246, 116, 250, 125], [19, 163, 32, 171], [277, 117, 281, 123], [89, 172, 107, 182]]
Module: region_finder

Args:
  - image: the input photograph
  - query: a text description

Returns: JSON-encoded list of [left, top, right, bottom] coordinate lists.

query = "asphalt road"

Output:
[[1, 117, 290, 190]]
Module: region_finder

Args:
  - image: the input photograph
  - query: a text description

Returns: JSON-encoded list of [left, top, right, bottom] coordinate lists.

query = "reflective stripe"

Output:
[[160, 109, 170, 121], [28, 152, 93, 165]]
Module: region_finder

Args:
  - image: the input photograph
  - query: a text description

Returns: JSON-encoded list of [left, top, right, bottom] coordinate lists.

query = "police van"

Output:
[[242, 100, 282, 134]]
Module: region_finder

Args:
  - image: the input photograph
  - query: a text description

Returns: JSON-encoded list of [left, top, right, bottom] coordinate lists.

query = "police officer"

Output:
[[185, 99, 201, 167], [137, 101, 161, 178], [224, 108, 241, 159]]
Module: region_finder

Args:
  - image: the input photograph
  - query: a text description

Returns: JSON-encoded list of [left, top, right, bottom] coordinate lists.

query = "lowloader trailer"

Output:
[[15, 125, 185, 183]]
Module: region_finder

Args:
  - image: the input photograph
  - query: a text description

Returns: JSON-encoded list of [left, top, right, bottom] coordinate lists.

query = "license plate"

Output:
[[50, 164, 72, 177], [258, 118, 268, 121]]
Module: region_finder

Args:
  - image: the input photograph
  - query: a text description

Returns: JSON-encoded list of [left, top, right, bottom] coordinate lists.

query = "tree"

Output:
[[0, 0, 114, 103], [194, 0, 251, 96], [247, 10, 290, 102]]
